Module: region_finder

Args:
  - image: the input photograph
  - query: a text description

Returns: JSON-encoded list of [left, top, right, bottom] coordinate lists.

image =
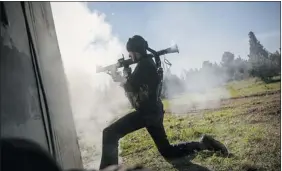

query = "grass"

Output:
[[226, 77, 280, 98], [119, 77, 281, 171]]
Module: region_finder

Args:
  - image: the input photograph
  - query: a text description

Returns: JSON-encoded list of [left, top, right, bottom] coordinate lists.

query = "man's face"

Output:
[[128, 51, 141, 62]]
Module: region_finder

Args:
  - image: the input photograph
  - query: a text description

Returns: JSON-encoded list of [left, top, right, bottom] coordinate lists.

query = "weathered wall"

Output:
[[0, 2, 83, 169]]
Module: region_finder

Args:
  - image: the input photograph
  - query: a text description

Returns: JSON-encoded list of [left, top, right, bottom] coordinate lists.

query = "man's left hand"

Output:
[[107, 71, 126, 83]]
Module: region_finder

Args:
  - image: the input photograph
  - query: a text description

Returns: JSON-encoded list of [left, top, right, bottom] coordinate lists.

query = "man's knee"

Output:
[[156, 146, 173, 159], [157, 145, 186, 159]]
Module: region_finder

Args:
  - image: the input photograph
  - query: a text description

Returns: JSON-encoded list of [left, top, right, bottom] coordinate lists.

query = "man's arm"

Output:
[[123, 60, 147, 93]]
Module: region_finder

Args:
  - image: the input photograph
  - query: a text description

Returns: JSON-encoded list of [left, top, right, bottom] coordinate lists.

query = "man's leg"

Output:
[[99, 111, 146, 170], [146, 122, 204, 160], [146, 122, 228, 160]]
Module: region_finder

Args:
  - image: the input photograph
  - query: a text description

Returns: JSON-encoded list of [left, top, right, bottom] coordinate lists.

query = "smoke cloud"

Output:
[[51, 2, 128, 169], [163, 69, 230, 114]]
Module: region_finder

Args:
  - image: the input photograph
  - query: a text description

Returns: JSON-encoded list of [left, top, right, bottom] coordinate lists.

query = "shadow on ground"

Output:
[[166, 154, 212, 171], [170, 162, 211, 171]]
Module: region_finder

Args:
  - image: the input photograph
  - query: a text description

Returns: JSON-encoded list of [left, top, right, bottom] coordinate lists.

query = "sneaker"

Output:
[[200, 135, 229, 156]]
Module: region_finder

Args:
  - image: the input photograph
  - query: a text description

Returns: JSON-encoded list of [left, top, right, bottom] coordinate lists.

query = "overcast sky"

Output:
[[87, 2, 280, 75]]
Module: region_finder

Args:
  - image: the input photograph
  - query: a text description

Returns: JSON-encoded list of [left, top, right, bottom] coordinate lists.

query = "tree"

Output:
[[221, 52, 235, 66], [232, 56, 249, 80], [221, 51, 235, 81], [248, 31, 269, 63], [269, 50, 281, 75], [248, 31, 276, 82], [202, 61, 213, 69]]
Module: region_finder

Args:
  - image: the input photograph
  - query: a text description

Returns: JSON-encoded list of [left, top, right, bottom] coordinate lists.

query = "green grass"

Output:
[[226, 77, 281, 98], [119, 78, 281, 171]]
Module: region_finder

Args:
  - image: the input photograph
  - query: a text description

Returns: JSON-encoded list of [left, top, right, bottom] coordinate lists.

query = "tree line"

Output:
[[161, 31, 281, 98]]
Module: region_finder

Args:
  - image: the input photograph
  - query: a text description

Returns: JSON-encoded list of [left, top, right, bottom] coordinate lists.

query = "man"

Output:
[[99, 35, 228, 170]]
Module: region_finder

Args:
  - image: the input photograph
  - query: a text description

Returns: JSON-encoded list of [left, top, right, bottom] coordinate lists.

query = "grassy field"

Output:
[[119, 78, 281, 171]]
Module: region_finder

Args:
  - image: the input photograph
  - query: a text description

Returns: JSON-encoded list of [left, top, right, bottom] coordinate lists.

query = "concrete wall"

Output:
[[0, 2, 83, 169]]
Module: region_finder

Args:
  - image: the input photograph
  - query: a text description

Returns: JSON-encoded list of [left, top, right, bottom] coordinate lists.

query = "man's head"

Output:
[[126, 35, 148, 62]]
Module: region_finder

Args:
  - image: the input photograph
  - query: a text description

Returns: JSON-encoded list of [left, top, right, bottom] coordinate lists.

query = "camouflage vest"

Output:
[[125, 84, 149, 109]]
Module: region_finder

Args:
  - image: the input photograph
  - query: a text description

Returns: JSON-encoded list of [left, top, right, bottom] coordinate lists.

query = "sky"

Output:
[[87, 2, 281, 76]]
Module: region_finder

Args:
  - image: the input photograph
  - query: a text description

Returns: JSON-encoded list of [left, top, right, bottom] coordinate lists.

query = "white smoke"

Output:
[[163, 65, 231, 114], [164, 80, 230, 115], [51, 2, 129, 169]]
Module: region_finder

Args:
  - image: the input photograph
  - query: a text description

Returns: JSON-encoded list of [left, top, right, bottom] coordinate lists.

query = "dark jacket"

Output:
[[123, 56, 162, 112]]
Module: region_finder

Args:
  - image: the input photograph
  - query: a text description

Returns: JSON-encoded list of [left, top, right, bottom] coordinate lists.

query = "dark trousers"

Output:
[[99, 109, 204, 170]]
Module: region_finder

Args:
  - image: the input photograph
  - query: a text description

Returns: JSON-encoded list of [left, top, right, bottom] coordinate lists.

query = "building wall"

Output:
[[0, 2, 83, 169]]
